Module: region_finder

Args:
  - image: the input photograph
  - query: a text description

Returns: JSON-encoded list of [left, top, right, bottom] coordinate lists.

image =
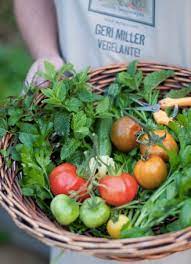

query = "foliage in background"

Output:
[[0, 0, 32, 101], [0, 45, 32, 100]]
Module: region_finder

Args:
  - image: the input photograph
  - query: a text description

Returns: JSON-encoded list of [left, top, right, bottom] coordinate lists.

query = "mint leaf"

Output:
[[78, 89, 102, 102], [0, 119, 8, 138], [107, 83, 121, 98], [166, 86, 191, 98], [21, 146, 45, 187], [53, 81, 67, 99], [41, 88, 53, 98], [72, 111, 91, 138], [57, 63, 75, 77], [144, 70, 174, 103], [180, 145, 191, 166], [54, 112, 71, 136], [44, 61, 56, 80], [96, 97, 110, 115], [127, 60, 138, 76], [8, 108, 23, 126], [20, 123, 38, 135], [64, 98, 83, 112], [19, 133, 38, 148], [60, 138, 81, 160]]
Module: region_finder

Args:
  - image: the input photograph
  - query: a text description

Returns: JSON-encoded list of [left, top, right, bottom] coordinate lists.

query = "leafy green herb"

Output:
[[166, 86, 191, 98], [143, 70, 174, 104]]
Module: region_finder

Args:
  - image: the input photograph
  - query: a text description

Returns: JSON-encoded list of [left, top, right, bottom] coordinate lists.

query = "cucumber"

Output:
[[96, 118, 113, 156]]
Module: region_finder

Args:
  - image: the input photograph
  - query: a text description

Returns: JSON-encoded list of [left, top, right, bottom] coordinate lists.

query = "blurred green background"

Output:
[[0, 1, 48, 263], [0, 0, 32, 100]]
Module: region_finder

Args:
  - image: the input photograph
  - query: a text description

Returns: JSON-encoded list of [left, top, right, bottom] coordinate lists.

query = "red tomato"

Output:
[[98, 173, 138, 206], [49, 163, 89, 201]]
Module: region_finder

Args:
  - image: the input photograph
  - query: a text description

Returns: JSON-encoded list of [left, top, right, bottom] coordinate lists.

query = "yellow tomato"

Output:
[[107, 215, 131, 239]]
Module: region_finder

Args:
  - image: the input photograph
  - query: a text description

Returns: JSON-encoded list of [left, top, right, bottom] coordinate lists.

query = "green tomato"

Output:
[[80, 197, 110, 228], [180, 199, 191, 228], [51, 194, 79, 225]]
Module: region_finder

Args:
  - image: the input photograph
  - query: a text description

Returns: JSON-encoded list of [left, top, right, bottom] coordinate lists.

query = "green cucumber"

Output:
[[96, 118, 113, 156]]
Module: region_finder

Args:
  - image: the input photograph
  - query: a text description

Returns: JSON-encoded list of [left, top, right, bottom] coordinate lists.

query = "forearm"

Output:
[[14, 0, 59, 59]]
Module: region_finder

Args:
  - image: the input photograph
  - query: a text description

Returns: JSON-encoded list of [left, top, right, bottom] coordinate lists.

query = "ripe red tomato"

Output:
[[98, 173, 138, 206], [49, 163, 89, 201]]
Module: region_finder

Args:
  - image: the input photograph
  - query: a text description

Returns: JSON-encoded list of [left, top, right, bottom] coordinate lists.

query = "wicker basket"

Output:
[[1, 62, 191, 262]]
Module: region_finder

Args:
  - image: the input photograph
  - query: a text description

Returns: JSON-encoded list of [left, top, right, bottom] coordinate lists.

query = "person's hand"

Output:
[[25, 56, 64, 87]]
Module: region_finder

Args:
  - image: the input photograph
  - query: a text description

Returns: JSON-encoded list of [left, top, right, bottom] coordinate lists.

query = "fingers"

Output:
[[24, 56, 64, 87]]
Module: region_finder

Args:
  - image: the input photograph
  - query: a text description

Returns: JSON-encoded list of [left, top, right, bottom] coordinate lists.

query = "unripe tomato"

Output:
[[80, 197, 110, 228], [134, 156, 168, 189], [111, 116, 141, 152], [49, 163, 89, 201], [107, 215, 131, 239], [50, 194, 79, 225], [99, 173, 138, 206], [140, 130, 178, 161]]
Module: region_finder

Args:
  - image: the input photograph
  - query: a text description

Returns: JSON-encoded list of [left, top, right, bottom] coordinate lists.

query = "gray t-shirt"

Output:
[[55, 0, 191, 70]]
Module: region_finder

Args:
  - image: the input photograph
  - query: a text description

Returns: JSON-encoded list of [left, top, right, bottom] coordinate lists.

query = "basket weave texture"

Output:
[[1, 62, 191, 262]]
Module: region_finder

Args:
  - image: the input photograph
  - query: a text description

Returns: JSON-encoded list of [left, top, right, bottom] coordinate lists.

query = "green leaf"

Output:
[[178, 168, 191, 198], [53, 81, 67, 99], [8, 108, 23, 126], [120, 227, 152, 239], [21, 146, 45, 187], [166, 86, 191, 98], [180, 145, 191, 166], [64, 98, 83, 112], [41, 88, 53, 98], [180, 199, 191, 228], [127, 60, 138, 76], [10, 146, 21, 161], [144, 70, 174, 91], [166, 220, 182, 232], [107, 83, 121, 98], [0, 149, 8, 158], [166, 149, 180, 171], [72, 111, 91, 138], [36, 119, 53, 138], [78, 89, 102, 102], [44, 61, 56, 80], [144, 70, 174, 102], [134, 70, 143, 90], [117, 72, 135, 90], [20, 123, 38, 135], [75, 68, 89, 83], [96, 97, 110, 115], [165, 182, 177, 200], [22, 187, 34, 196], [53, 112, 71, 136], [0, 119, 8, 138], [19, 132, 38, 148], [60, 138, 81, 160], [43, 97, 63, 106], [57, 63, 75, 76]]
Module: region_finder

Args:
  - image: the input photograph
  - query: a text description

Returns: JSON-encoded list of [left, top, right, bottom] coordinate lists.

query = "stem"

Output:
[[128, 209, 133, 221], [143, 202, 183, 228], [134, 110, 148, 123], [131, 209, 141, 226], [134, 173, 176, 227], [113, 200, 141, 210]]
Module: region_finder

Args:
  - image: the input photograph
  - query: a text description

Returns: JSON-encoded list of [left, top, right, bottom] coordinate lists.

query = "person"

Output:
[[13, 0, 191, 263]]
